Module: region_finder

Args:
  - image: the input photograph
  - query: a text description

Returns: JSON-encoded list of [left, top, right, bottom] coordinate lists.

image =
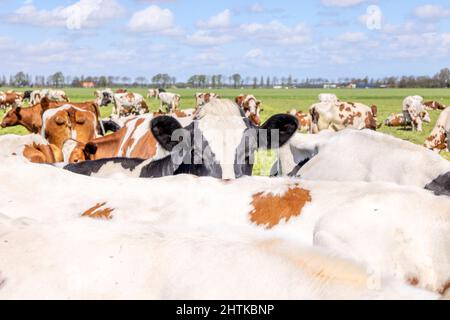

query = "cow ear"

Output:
[[151, 116, 184, 152], [84, 142, 98, 155], [259, 114, 298, 149]]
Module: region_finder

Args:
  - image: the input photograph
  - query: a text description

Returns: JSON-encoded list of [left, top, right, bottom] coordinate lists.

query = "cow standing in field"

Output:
[[0, 91, 24, 110], [288, 109, 311, 132], [309, 101, 377, 133], [148, 89, 181, 113], [96, 90, 148, 117], [195, 92, 219, 108], [318, 93, 339, 103], [424, 107, 450, 152], [402, 96, 431, 132], [235, 94, 263, 126]]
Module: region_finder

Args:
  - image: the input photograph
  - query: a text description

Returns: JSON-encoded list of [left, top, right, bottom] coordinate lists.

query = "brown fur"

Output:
[[82, 203, 114, 220]]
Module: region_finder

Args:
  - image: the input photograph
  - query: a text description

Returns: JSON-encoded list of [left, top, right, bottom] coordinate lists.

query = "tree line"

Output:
[[1, 68, 449, 89]]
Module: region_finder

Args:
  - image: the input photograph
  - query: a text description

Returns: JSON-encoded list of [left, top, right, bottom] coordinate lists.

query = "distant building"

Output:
[[81, 82, 95, 88], [323, 84, 337, 89]]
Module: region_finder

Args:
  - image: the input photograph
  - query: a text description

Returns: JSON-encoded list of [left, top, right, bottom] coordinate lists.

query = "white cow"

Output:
[[195, 92, 219, 108], [402, 96, 431, 132], [272, 130, 450, 191], [318, 93, 339, 103], [29, 89, 69, 105], [0, 156, 448, 298], [148, 88, 181, 113]]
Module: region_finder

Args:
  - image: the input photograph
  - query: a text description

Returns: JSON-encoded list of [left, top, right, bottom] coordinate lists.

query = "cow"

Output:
[[424, 107, 450, 152], [41, 105, 99, 149], [115, 88, 127, 94], [318, 93, 339, 103], [271, 129, 450, 196], [235, 94, 263, 126], [195, 92, 219, 108], [148, 89, 181, 113], [97, 90, 148, 117], [22, 142, 64, 164], [1, 97, 104, 135], [30, 89, 69, 105], [22, 90, 33, 102], [424, 101, 446, 111], [0, 134, 49, 158], [402, 96, 431, 132], [64, 99, 298, 179], [1, 156, 450, 298], [309, 101, 377, 133], [384, 113, 406, 127], [0, 91, 24, 110], [288, 109, 311, 132]]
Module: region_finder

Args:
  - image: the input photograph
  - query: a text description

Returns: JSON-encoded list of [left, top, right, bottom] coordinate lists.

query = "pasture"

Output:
[[1, 87, 449, 174]]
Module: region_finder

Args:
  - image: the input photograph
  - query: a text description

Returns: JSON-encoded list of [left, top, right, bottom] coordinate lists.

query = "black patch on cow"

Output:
[[151, 116, 184, 152], [158, 88, 166, 93], [23, 91, 32, 100], [101, 120, 122, 133], [288, 158, 312, 177], [258, 114, 299, 149], [425, 172, 450, 197], [64, 158, 145, 176]]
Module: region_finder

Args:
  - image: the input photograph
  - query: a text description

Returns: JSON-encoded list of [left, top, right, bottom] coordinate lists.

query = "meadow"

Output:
[[1, 87, 450, 174]]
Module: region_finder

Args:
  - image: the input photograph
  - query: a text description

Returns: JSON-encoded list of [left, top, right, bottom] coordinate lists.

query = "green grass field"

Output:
[[1, 87, 450, 175]]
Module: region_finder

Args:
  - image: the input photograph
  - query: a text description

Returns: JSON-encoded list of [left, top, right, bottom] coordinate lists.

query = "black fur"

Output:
[[23, 91, 32, 100], [101, 120, 122, 133], [64, 158, 145, 176], [425, 172, 450, 197]]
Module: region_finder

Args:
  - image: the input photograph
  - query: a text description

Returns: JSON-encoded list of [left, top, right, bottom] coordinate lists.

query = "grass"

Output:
[[2, 87, 450, 175]]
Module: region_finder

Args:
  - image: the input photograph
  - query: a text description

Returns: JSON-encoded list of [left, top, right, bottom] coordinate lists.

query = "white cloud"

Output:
[[184, 31, 234, 46], [414, 4, 450, 20], [197, 9, 231, 29], [7, 0, 124, 29], [128, 5, 182, 36], [338, 31, 367, 42], [321, 0, 368, 7], [245, 48, 263, 59], [240, 21, 311, 46]]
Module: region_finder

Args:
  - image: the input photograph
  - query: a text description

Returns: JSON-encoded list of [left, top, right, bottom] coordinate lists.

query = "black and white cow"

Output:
[[64, 99, 298, 179]]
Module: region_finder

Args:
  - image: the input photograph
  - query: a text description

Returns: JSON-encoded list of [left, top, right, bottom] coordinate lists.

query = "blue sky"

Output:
[[0, 0, 449, 81]]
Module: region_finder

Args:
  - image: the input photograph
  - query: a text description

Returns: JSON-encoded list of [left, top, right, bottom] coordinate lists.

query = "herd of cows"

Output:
[[1, 87, 450, 299]]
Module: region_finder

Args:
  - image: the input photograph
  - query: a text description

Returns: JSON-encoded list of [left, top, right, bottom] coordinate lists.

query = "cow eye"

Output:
[[76, 117, 86, 125], [55, 117, 66, 125]]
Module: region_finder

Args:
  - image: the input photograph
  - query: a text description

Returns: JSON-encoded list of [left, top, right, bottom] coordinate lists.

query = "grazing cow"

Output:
[[424, 107, 450, 152], [195, 92, 219, 108], [288, 109, 311, 132], [42, 105, 99, 149], [65, 99, 298, 179], [235, 94, 263, 126], [402, 96, 431, 132], [148, 89, 181, 113], [30, 89, 69, 105], [1, 158, 449, 297], [0, 91, 23, 109], [384, 113, 406, 127], [97, 90, 148, 117], [318, 93, 339, 103], [309, 101, 377, 133], [424, 101, 446, 111], [1, 97, 104, 135], [271, 129, 450, 193]]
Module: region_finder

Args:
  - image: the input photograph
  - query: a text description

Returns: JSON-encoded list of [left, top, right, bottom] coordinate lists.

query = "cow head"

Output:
[[95, 90, 113, 107], [150, 110, 298, 179], [420, 111, 431, 123], [147, 89, 159, 99], [68, 142, 98, 163], [1, 107, 21, 128]]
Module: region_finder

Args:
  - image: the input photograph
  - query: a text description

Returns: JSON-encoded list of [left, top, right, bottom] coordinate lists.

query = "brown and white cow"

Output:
[[235, 94, 263, 126], [424, 107, 450, 152], [67, 114, 168, 163], [148, 89, 181, 113], [384, 113, 406, 127], [0, 91, 24, 109], [309, 101, 377, 133], [195, 92, 219, 108], [288, 109, 311, 132], [41, 105, 99, 150], [22, 142, 64, 164], [1, 97, 103, 134], [97, 90, 148, 117], [424, 101, 446, 111]]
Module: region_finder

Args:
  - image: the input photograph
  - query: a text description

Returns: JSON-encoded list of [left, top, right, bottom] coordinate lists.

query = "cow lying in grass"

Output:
[[424, 107, 450, 153], [0, 155, 449, 298], [271, 130, 450, 196]]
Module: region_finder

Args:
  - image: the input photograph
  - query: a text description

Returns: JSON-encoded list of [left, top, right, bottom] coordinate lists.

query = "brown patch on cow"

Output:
[[126, 92, 135, 101], [82, 202, 114, 220], [174, 110, 187, 118], [235, 95, 245, 107], [130, 131, 158, 159], [407, 277, 420, 287], [345, 107, 351, 112], [120, 118, 145, 156], [249, 185, 311, 229], [364, 112, 377, 130], [339, 104, 345, 112]]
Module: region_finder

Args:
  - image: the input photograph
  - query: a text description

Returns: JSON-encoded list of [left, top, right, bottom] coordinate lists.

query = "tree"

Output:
[[13, 72, 29, 87], [51, 72, 65, 87], [232, 74, 242, 88], [135, 76, 147, 87], [436, 68, 450, 88], [253, 77, 258, 89]]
